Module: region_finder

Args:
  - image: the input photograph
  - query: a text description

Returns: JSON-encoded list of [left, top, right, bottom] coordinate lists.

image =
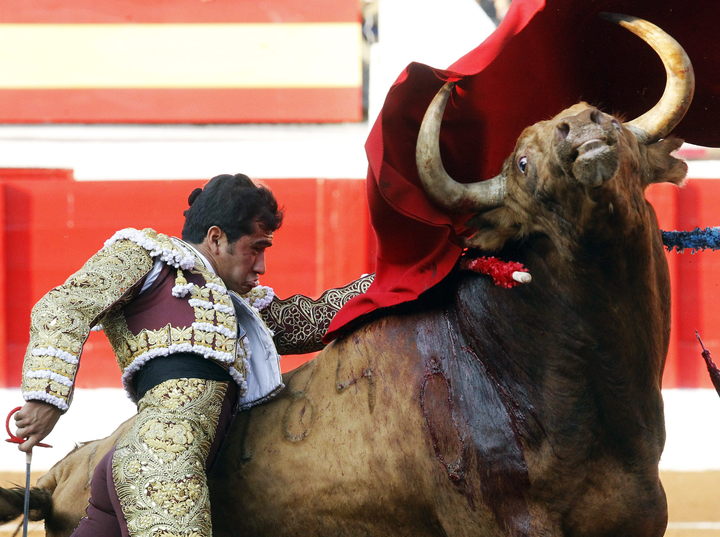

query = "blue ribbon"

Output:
[[661, 227, 720, 253]]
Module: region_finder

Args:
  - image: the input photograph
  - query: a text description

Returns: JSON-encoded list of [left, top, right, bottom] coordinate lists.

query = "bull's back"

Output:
[[209, 312, 484, 536]]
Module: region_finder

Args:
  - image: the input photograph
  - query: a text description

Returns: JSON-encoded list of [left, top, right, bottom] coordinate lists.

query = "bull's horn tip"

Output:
[[512, 271, 532, 284]]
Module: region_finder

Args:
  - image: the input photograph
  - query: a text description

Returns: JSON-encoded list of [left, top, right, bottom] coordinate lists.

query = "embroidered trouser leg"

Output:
[[113, 378, 227, 537], [72, 378, 233, 537]]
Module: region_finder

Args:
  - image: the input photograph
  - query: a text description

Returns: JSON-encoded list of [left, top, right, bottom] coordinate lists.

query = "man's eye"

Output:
[[517, 156, 528, 174]]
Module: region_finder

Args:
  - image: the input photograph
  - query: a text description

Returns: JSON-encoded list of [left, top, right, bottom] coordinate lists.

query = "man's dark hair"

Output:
[[181, 173, 283, 243]]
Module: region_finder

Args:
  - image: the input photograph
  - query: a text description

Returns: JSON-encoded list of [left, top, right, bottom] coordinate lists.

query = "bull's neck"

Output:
[[455, 219, 669, 460]]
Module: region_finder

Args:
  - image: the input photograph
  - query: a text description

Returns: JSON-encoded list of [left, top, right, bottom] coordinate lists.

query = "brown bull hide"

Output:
[[0, 99, 684, 537]]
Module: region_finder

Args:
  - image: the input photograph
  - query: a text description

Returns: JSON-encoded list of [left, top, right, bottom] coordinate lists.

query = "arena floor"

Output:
[[1, 471, 718, 536], [663, 472, 720, 537]]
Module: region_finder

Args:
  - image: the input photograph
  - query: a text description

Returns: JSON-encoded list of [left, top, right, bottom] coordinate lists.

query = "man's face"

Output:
[[214, 222, 274, 295]]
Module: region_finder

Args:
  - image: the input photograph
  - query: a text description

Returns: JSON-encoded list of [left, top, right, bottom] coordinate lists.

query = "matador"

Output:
[[13, 173, 372, 537]]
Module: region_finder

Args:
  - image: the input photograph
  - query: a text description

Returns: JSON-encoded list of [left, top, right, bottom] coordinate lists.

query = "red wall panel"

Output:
[[1, 171, 719, 390], [0, 172, 372, 387], [0, 89, 363, 124], [647, 179, 720, 390], [1, 0, 358, 23]]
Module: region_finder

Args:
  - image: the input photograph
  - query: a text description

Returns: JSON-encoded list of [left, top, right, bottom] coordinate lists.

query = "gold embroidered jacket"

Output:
[[21, 228, 373, 411]]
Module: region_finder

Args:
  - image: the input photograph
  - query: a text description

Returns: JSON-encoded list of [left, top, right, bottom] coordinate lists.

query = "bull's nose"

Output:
[[556, 122, 570, 141], [577, 107, 603, 125], [556, 108, 606, 141]]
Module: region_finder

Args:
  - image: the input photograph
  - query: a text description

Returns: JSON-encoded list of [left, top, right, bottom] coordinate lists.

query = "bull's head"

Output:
[[416, 13, 693, 253]]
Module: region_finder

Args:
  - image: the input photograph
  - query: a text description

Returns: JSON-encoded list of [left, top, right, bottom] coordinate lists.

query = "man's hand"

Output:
[[13, 401, 61, 452]]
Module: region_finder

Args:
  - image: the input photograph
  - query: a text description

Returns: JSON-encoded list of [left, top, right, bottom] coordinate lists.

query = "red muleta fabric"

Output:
[[324, 0, 720, 342]]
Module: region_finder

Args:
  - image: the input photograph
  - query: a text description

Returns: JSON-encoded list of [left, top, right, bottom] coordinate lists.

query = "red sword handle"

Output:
[[5, 407, 52, 448]]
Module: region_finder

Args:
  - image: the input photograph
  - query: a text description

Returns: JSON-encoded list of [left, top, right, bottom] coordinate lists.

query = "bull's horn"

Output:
[[416, 82, 506, 212], [602, 13, 695, 144]]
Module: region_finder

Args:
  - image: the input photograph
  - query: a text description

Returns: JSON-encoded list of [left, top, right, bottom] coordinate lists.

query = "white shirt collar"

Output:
[[172, 238, 217, 276]]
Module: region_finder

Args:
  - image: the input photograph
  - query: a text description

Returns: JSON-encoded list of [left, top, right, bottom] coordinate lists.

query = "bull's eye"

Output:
[[517, 156, 528, 174]]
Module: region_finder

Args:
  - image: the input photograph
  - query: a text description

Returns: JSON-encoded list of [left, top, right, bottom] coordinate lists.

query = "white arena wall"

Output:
[[1, 388, 719, 472]]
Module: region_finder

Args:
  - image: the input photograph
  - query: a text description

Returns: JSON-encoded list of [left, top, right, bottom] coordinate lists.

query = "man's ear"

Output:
[[204, 226, 225, 253]]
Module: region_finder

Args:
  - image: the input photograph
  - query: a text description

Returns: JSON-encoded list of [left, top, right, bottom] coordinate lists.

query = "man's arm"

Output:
[[260, 274, 374, 355], [21, 236, 154, 418]]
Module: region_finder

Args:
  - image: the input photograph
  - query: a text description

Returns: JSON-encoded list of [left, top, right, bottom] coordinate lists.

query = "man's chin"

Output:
[[238, 282, 257, 294]]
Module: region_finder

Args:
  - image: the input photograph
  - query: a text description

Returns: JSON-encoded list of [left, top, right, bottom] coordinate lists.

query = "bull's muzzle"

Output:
[[554, 107, 620, 187]]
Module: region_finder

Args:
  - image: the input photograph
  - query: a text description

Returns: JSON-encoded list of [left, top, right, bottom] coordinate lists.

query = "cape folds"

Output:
[[324, 0, 720, 341]]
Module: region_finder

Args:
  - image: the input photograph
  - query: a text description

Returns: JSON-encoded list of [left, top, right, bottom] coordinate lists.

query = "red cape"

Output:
[[325, 0, 720, 341]]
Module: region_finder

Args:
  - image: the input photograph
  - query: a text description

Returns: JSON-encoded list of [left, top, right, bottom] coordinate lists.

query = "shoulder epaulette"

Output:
[[104, 228, 195, 270]]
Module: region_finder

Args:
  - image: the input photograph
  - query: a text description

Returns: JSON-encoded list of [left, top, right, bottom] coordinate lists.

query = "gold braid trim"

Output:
[[261, 273, 375, 355], [112, 378, 227, 537], [21, 237, 155, 410]]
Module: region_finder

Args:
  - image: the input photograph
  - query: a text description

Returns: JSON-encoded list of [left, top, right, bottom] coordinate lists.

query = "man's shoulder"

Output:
[[103, 227, 169, 250], [101, 228, 195, 270]]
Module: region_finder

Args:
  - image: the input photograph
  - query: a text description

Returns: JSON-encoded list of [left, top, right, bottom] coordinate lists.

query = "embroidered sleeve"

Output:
[[21, 237, 155, 411], [261, 274, 374, 355]]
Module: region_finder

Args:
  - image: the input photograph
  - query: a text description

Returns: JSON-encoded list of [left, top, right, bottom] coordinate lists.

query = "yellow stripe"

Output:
[[0, 23, 361, 88]]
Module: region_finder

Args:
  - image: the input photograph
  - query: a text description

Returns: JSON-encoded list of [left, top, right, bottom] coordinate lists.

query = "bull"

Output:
[[0, 13, 694, 537]]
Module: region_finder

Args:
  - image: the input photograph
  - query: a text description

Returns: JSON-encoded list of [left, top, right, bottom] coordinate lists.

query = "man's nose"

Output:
[[254, 252, 266, 274]]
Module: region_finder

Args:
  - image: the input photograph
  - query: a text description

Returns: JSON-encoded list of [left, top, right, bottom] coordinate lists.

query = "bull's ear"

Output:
[[645, 137, 687, 185]]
